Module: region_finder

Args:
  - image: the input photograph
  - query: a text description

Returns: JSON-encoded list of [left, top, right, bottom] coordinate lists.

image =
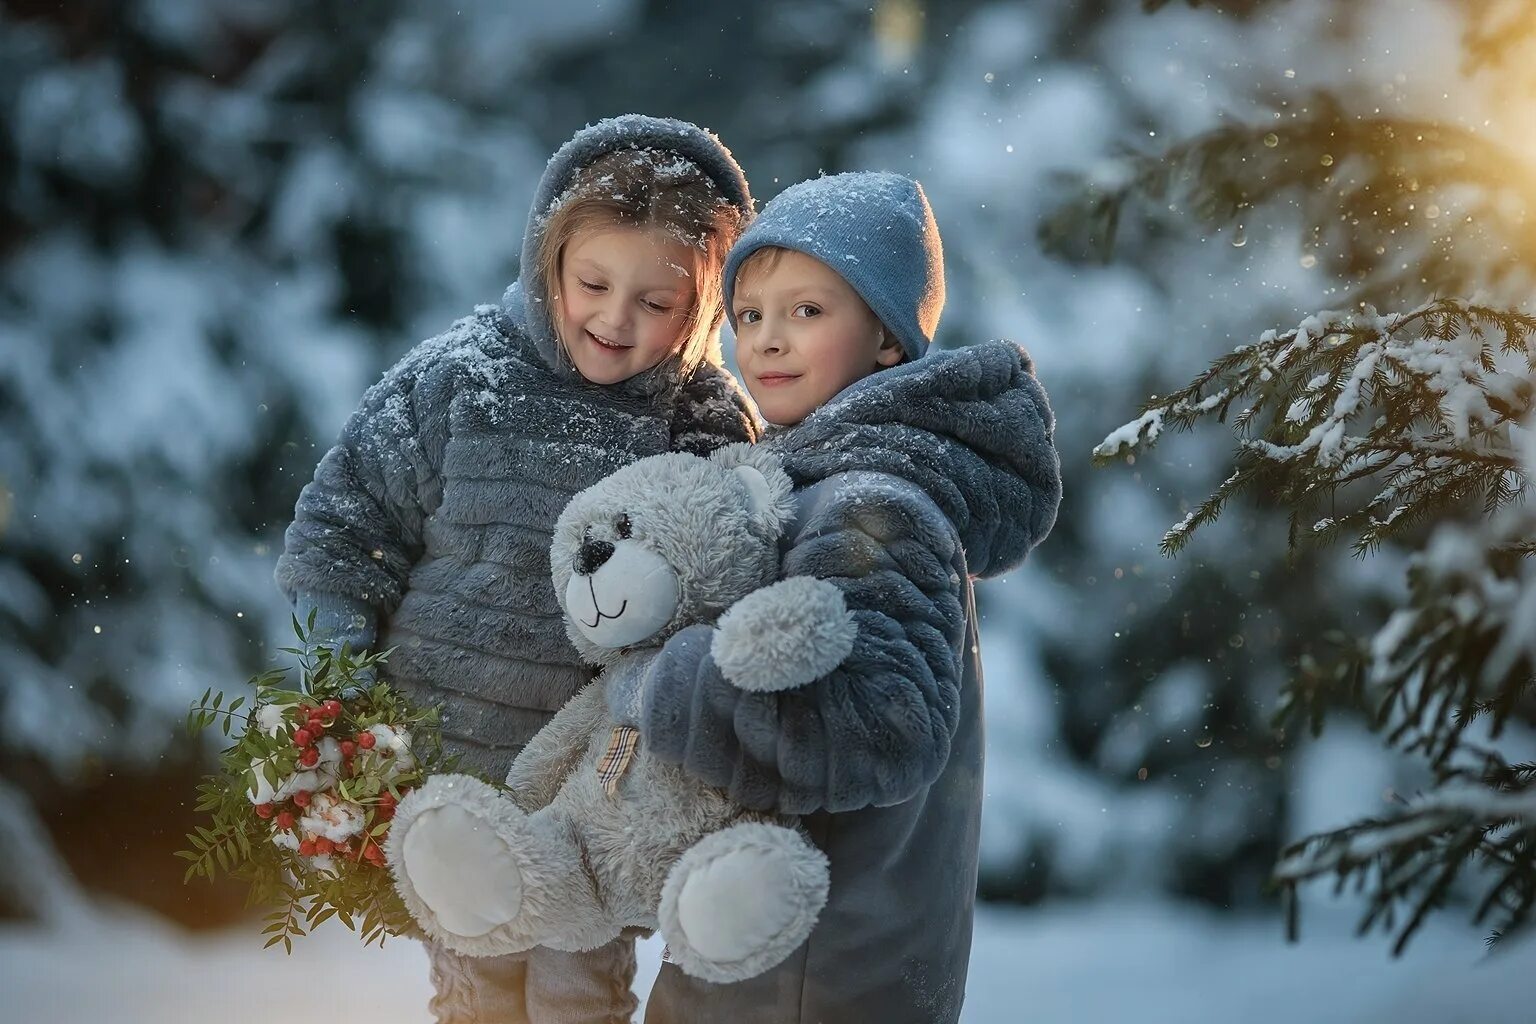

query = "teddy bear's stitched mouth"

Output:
[[580, 574, 628, 629]]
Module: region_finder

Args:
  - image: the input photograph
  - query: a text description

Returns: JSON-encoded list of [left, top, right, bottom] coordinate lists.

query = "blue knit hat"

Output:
[[724, 172, 945, 361]]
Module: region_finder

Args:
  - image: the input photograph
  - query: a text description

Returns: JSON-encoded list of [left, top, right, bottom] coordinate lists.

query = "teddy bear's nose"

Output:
[[576, 537, 616, 576]]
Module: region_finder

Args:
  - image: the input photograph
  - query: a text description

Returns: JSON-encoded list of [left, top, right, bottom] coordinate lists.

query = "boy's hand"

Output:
[[710, 576, 856, 693]]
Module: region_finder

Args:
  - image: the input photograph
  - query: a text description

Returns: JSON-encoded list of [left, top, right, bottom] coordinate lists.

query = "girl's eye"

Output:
[[643, 299, 671, 314], [578, 279, 605, 293], [793, 303, 821, 318], [615, 514, 632, 539], [737, 309, 761, 324]]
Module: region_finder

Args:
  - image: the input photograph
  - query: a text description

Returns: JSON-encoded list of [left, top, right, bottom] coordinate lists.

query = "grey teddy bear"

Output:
[[385, 443, 854, 983]]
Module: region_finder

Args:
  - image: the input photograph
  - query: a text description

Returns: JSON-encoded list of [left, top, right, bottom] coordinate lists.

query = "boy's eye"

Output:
[[615, 514, 632, 539], [793, 303, 821, 318], [737, 309, 761, 324]]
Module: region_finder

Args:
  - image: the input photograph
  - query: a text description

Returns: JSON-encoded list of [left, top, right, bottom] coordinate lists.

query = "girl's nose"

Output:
[[602, 295, 633, 329]]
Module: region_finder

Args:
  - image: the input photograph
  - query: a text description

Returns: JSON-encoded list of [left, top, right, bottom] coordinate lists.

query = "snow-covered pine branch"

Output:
[[1363, 501, 1536, 770], [1274, 765, 1536, 955], [1097, 299, 1536, 950], [1094, 298, 1536, 557]]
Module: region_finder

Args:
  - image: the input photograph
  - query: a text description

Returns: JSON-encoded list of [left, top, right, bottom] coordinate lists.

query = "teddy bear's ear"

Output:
[[708, 443, 795, 534]]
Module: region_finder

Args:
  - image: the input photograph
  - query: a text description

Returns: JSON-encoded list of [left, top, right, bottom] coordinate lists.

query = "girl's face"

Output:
[[556, 225, 698, 385], [733, 249, 902, 426]]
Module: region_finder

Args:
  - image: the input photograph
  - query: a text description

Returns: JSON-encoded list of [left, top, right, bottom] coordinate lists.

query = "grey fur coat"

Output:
[[633, 340, 1062, 1024], [274, 116, 758, 780]]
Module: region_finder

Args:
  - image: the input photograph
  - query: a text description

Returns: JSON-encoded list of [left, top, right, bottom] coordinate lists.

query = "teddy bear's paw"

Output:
[[387, 775, 527, 947], [658, 822, 830, 983], [712, 577, 857, 693]]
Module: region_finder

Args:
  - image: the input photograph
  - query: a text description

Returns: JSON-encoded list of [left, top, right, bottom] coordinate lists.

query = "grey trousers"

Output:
[[426, 938, 639, 1024]]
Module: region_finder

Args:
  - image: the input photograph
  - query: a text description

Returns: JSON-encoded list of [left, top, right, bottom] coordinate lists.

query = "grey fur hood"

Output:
[[765, 339, 1061, 578], [501, 114, 754, 394]]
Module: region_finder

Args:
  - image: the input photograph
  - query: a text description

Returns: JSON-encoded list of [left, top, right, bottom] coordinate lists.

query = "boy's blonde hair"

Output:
[[733, 245, 789, 295], [539, 149, 746, 378]]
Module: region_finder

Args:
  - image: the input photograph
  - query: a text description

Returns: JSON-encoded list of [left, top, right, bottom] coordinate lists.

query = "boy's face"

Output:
[[557, 226, 696, 386], [732, 249, 902, 426]]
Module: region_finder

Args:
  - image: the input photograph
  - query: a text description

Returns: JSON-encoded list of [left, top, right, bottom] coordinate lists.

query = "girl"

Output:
[[274, 115, 757, 1024]]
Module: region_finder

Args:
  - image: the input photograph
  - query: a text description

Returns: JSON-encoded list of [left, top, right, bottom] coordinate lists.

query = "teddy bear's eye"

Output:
[[614, 514, 632, 540]]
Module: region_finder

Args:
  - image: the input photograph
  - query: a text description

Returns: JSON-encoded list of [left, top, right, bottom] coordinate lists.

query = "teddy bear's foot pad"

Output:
[[659, 822, 830, 983], [388, 774, 528, 944], [402, 803, 524, 937]]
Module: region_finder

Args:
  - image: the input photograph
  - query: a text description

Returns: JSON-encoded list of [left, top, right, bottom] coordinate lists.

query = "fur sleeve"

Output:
[[638, 472, 966, 815], [273, 327, 466, 612], [668, 363, 760, 456]]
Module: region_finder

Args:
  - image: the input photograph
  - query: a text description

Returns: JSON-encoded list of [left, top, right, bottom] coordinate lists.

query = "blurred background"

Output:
[[2, 0, 1534, 1020]]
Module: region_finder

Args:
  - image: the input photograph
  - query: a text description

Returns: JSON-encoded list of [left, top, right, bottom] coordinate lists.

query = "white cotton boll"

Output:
[[306, 854, 340, 877], [246, 758, 318, 805], [366, 724, 416, 777], [390, 730, 415, 768], [314, 736, 345, 790], [254, 703, 290, 737], [247, 759, 278, 805], [276, 769, 322, 802], [299, 791, 366, 843], [270, 829, 300, 853]]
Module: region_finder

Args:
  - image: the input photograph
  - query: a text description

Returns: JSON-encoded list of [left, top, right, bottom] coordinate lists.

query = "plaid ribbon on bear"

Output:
[[596, 724, 640, 797]]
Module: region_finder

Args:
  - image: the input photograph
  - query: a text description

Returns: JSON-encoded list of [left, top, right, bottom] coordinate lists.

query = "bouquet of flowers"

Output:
[[177, 614, 451, 949]]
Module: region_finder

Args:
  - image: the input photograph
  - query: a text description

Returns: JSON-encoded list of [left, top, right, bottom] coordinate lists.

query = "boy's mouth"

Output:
[[586, 329, 631, 351], [756, 371, 800, 387]]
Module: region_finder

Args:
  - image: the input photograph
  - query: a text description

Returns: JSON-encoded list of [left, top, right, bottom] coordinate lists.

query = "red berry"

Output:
[[299, 747, 320, 768], [363, 844, 386, 866], [323, 699, 344, 718], [340, 741, 357, 759], [298, 839, 316, 857], [335, 840, 352, 856], [254, 803, 274, 819], [377, 791, 396, 807], [291, 790, 311, 808], [314, 837, 335, 856], [307, 715, 326, 733], [275, 811, 295, 831], [293, 728, 313, 748], [357, 731, 377, 749]]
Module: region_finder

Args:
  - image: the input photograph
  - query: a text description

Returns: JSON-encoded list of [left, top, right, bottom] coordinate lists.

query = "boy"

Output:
[[617, 172, 1063, 1023]]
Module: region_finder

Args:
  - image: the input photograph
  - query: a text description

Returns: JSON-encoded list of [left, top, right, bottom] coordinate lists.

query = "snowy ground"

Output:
[[2, 896, 1527, 1023]]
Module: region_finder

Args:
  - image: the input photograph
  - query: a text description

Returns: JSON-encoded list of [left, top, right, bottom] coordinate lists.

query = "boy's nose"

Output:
[[752, 327, 785, 355], [576, 537, 616, 576]]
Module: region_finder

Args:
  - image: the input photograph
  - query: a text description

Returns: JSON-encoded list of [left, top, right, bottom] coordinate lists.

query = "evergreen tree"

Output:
[[1077, 0, 1536, 948]]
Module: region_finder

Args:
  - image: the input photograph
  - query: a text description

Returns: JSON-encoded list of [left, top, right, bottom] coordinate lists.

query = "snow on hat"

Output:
[[723, 172, 945, 361]]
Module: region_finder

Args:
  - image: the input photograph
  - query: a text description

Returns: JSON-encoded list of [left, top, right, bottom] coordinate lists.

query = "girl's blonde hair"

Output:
[[538, 148, 746, 378]]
